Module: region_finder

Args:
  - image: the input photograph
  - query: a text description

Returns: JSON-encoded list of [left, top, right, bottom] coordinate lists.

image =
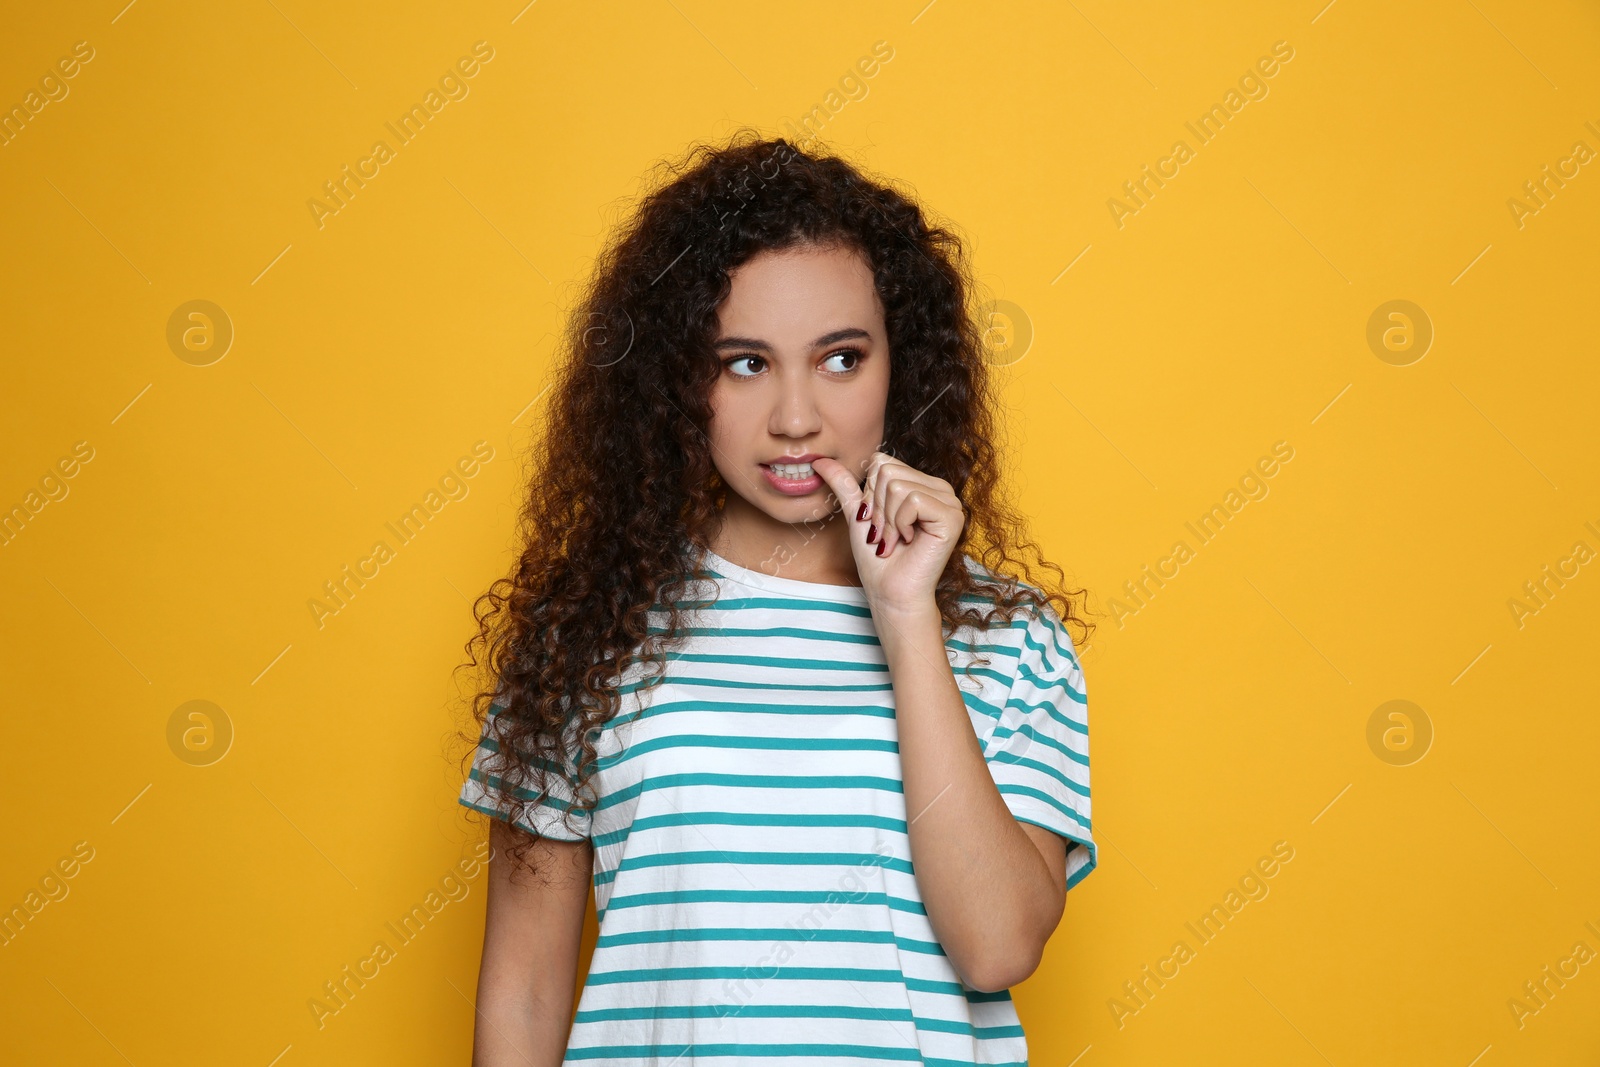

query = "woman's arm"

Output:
[[809, 453, 1071, 992], [471, 817, 593, 1066], [874, 605, 1068, 993]]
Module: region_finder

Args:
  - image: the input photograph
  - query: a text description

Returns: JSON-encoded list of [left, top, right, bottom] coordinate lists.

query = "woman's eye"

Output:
[[823, 348, 863, 373], [725, 356, 765, 377]]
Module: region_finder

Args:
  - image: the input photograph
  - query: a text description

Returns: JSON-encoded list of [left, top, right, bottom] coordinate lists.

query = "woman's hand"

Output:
[[813, 452, 966, 616]]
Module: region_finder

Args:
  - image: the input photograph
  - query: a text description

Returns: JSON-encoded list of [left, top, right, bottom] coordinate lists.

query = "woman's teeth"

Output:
[[770, 462, 814, 478]]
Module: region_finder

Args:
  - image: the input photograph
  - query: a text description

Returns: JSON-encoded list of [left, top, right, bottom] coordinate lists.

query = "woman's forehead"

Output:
[[718, 246, 883, 341]]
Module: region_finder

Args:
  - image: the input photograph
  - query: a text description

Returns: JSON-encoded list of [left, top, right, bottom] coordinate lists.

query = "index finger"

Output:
[[810, 456, 865, 510]]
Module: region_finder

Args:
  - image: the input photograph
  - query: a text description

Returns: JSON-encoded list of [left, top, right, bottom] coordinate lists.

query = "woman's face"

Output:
[[707, 242, 891, 527]]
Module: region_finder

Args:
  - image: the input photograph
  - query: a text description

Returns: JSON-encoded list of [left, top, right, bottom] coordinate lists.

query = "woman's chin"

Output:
[[758, 496, 836, 525], [721, 483, 839, 527]]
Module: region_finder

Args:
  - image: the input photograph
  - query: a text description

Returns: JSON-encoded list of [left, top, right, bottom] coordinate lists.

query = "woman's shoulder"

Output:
[[951, 554, 1073, 655], [956, 553, 1053, 612]]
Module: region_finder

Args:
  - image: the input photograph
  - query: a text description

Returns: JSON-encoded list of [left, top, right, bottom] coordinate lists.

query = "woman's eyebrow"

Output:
[[713, 326, 872, 352]]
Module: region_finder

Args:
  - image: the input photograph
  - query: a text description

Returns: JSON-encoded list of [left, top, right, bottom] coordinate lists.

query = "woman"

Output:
[[457, 130, 1097, 1065]]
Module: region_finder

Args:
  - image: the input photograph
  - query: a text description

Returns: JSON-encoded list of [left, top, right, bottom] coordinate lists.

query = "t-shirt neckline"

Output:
[[694, 543, 870, 605]]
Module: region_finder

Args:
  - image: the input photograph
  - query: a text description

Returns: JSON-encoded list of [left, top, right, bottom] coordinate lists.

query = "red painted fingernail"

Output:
[[866, 524, 877, 544], [875, 539, 887, 556], [856, 502, 867, 521]]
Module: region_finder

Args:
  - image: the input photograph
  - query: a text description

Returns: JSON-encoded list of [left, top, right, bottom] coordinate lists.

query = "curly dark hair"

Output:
[[454, 128, 1094, 873]]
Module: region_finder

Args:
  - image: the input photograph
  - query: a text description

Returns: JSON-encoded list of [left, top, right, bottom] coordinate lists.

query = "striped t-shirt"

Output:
[[459, 544, 1095, 1064]]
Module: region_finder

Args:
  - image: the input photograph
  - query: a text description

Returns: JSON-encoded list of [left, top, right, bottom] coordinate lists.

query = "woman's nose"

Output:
[[769, 380, 822, 435]]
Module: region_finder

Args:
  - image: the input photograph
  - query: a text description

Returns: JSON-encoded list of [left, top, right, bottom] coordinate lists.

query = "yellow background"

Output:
[[3, 0, 1597, 1063]]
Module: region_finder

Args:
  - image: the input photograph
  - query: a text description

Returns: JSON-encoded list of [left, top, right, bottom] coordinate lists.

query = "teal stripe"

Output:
[[593, 848, 911, 887], [903, 974, 975, 997], [568, 1049, 1025, 1067], [682, 585, 874, 618], [599, 888, 926, 919], [591, 731, 898, 774], [594, 926, 948, 957], [957, 688, 1007, 727], [1065, 841, 1100, 892], [988, 751, 1091, 797], [957, 664, 1013, 688], [575, 1002, 914, 1023], [565, 1043, 925, 1062], [579, 966, 983, 1001], [472, 734, 575, 780], [989, 721, 1090, 766], [661, 625, 883, 647], [947, 633, 1023, 660], [592, 700, 895, 754], [584, 964, 912, 986], [1008, 689, 1089, 729], [1026, 615, 1081, 669], [655, 649, 887, 673], [914, 1015, 1025, 1039], [466, 767, 581, 811], [592, 810, 907, 850], [624, 672, 896, 695], [1014, 661, 1087, 706], [594, 772, 903, 814], [998, 785, 1091, 831]]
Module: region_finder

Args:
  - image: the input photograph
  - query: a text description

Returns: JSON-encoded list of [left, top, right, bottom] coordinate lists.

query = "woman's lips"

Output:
[[760, 463, 823, 496]]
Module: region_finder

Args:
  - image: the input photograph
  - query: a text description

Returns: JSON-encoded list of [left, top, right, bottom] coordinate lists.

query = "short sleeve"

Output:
[[980, 601, 1096, 891], [458, 700, 593, 842]]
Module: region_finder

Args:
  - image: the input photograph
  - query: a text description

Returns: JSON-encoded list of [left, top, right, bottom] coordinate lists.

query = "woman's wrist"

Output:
[[871, 601, 945, 658]]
